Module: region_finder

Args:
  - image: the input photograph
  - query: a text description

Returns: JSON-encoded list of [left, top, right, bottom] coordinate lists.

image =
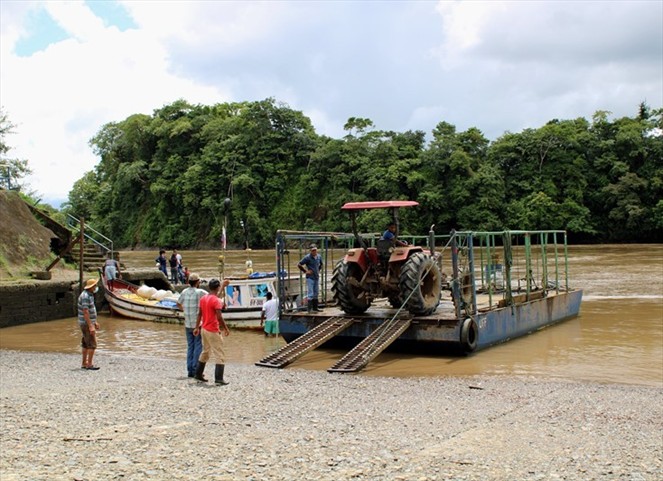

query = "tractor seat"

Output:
[[376, 239, 394, 259]]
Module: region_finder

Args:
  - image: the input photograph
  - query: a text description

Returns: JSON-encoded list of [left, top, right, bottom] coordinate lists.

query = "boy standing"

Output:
[[260, 292, 280, 337]]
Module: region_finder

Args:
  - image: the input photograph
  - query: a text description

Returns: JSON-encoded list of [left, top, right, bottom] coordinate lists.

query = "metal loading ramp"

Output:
[[328, 318, 412, 373], [255, 316, 356, 369]]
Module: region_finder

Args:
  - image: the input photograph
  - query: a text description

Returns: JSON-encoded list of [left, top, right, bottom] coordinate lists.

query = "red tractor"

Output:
[[332, 201, 442, 316]]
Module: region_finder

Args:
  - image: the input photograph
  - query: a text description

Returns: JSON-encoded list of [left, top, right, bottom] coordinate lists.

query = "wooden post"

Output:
[[79, 217, 85, 296], [44, 231, 82, 271]]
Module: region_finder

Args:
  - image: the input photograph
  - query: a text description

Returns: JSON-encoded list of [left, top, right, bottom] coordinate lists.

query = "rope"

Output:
[[354, 236, 456, 363]]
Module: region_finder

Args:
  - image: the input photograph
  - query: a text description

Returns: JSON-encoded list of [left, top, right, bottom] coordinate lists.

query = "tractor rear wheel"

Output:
[[399, 252, 442, 316], [332, 260, 371, 314]]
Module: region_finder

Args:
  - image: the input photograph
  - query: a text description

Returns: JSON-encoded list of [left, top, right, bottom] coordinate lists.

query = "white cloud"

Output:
[[0, 0, 661, 205], [1, 1, 226, 203], [45, 0, 106, 42]]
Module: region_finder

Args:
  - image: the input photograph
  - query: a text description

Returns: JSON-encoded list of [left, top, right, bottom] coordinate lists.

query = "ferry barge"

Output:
[[258, 225, 582, 373]]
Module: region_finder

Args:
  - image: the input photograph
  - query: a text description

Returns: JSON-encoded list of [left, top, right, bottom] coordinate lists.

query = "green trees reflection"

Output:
[[65, 99, 662, 247]]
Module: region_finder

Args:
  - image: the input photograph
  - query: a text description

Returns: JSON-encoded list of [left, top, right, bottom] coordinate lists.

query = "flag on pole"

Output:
[[221, 226, 227, 250]]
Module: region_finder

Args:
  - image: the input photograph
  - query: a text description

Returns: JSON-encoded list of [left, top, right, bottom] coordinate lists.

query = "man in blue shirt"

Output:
[[298, 245, 323, 312], [381, 223, 407, 247]]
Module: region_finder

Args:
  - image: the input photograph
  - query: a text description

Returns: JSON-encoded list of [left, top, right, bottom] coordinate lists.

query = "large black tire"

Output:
[[399, 252, 442, 316], [332, 260, 371, 314], [460, 317, 478, 353]]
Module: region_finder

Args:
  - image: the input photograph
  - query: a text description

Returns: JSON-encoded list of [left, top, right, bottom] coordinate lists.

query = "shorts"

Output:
[[264, 320, 280, 335], [80, 324, 97, 349], [105, 265, 117, 280]]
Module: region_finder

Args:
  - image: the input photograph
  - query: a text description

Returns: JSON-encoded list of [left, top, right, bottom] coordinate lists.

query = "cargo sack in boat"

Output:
[[152, 289, 169, 301], [137, 285, 157, 299], [162, 293, 180, 303], [157, 299, 179, 308]]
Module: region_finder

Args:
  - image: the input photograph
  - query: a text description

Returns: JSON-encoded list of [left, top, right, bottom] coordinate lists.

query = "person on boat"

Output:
[[155, 250, 168, 277], [77, 278, 101, 370], [381, 222, 408, 247], [182, 266, 190, 284], [193, 278, 231, 385], [298, 244, 323, 312], [169, 251, 179, 285], [260, 292, 280, 337], [176, 273, 207, 378], [103, 253, 121, 280]]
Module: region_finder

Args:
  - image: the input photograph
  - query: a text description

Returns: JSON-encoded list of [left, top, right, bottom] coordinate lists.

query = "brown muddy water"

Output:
[[1, 245, 661, 387]]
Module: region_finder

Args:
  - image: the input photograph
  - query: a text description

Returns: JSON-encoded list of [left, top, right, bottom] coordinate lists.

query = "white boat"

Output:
[[100, 270, 303, 329]]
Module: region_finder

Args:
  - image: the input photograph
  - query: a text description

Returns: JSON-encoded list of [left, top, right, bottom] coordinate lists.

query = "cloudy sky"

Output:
[[1, 0, 661, 206]]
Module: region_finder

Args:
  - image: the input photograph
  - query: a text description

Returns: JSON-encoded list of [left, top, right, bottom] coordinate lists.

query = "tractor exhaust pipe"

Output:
[[429, 224, 436, 256]]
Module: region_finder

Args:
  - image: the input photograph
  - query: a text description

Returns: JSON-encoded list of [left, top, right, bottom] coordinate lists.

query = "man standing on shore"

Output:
[[78, 278, 100, 370], [193, 278, 231, 385], [169, 251, 179, 285], [156, 250, 168, 277], [177, 273, 207, 378]]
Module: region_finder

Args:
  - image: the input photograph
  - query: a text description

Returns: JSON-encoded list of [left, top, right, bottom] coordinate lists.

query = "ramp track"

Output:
[[255, 316, 356, 369], [327, 318, 412, 373]]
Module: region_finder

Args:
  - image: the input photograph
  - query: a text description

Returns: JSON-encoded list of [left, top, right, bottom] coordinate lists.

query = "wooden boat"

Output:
[[100, 270, 303, 329], [259, 229, 583, 372], [100, 272, 184, 324]]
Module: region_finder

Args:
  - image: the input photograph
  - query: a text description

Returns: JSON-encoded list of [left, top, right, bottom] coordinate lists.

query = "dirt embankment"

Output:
[[0, 190, 76, 283]]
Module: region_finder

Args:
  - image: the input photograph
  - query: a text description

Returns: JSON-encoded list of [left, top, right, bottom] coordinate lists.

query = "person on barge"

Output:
[[298, 244, 323, 312]]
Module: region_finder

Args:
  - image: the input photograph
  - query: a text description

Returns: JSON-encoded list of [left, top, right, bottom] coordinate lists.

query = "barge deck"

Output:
[[259, 228, 583, 373]]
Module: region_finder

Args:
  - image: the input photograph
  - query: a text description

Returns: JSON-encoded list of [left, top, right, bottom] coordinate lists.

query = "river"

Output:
[[1, 244, 661, 387]]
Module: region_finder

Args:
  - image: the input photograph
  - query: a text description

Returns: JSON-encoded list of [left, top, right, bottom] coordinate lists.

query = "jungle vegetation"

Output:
[[63, 99, 663, 248]]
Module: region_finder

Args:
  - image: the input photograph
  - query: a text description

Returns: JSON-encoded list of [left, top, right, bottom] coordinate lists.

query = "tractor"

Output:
[[331, 200, 442, 316]]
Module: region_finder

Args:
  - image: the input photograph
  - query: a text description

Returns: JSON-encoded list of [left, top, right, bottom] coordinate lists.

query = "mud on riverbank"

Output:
[[1, 350, 661, 480]]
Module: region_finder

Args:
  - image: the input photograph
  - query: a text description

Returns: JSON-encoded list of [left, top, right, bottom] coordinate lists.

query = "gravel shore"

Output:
[[1, 350, 661, 481]]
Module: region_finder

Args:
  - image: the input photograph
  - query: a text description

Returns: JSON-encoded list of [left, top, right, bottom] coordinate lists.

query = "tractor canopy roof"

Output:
[[341, 200, 419, 211]]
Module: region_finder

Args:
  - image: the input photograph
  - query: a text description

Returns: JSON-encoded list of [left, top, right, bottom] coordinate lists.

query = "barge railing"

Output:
[[448, 230, 571, 320]]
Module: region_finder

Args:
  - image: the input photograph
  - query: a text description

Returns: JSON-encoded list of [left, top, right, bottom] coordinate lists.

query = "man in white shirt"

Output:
[[260, 292, 280, 337], [176, 273, 207, 377]]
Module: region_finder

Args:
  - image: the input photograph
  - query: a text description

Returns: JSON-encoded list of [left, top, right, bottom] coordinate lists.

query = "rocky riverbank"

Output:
[[1, 350, 661, 480]]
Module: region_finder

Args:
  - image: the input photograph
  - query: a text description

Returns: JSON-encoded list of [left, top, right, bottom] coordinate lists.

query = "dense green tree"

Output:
[[0, 109, 32, 192], [64, 100, 661, 247]]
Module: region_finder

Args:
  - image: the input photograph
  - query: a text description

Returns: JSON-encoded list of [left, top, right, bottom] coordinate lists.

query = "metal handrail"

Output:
[[66, 214, 114, 258]]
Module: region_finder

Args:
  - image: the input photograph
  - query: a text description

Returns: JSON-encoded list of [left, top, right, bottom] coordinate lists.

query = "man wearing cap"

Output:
[[298, 244, 323, 312], [77, 278, 100, 370], [177, 273, 207, 378]]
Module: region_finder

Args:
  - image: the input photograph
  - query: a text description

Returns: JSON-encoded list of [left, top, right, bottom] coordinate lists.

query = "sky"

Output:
[[1, 0, 661, 207]]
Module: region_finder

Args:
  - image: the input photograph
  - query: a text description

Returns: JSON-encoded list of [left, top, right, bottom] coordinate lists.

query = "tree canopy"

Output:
[[64, 99, 663, 248], [0, 108, 32, 193]]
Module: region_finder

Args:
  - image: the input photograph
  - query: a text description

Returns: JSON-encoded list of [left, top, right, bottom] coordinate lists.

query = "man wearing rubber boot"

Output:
[[193, 278, 231, 385], [298, 244, 323, 312]]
